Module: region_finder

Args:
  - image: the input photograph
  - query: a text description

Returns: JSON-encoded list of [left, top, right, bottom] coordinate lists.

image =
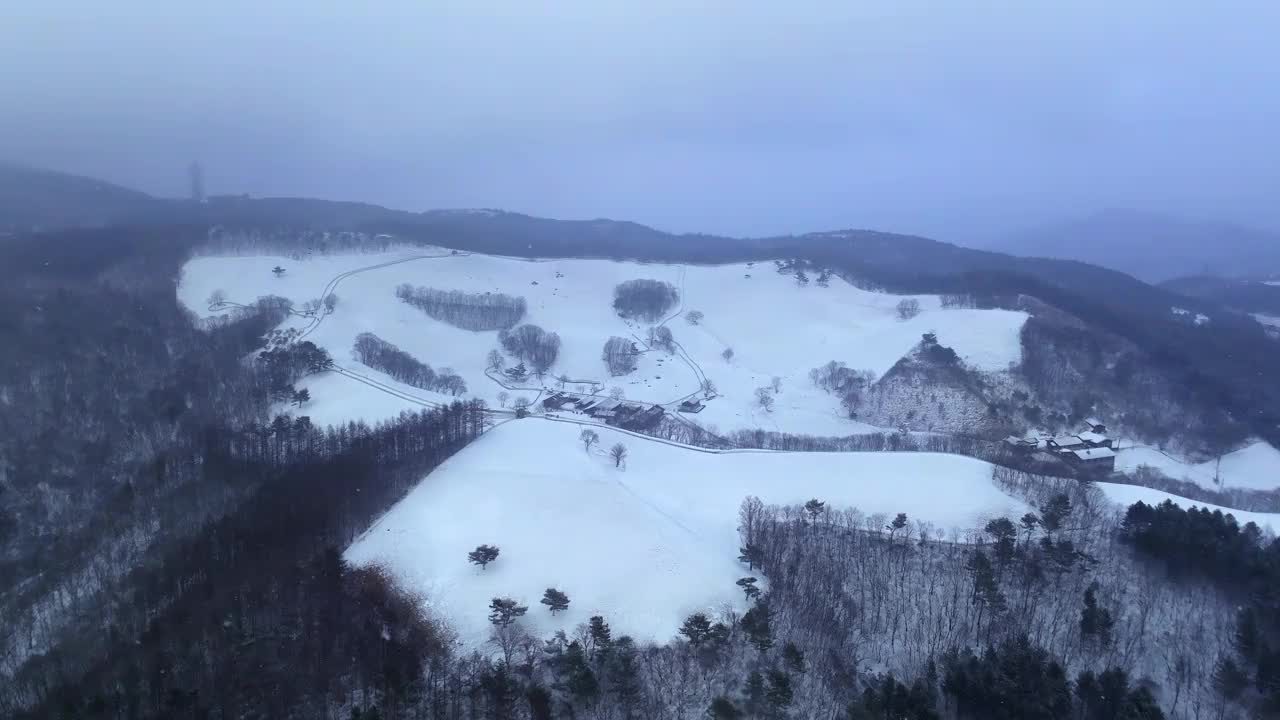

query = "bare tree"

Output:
[[580, 428, 599, 452], [896, 298, 921, 320], [513, 397, 531, 414], [722, 347, 735, 363], [770, 376, 783, 393], [497, 391, 509, 408], [686, 310, 705, 325], [487, 349, 505, 371], [701, 378, 718, 397], [322, 293, 338, 314], [609, 443, 628, 468], [609, 386, 625, 401]]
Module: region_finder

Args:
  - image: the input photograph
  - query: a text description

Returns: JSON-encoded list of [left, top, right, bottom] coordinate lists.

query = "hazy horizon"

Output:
[[4, 2, 1278, 243]]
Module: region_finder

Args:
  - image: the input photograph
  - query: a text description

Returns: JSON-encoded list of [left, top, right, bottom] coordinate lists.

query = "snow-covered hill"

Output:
[[343, 420, 1033, 647], [178, 247, 1280, 653], [1116, 441, 1280, 492], [178, 249, 1027, 436]]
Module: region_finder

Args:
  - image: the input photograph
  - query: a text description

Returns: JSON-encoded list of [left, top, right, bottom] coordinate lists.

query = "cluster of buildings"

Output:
[[1005, 417, 1117, 473], [542, 392, 666, 431]]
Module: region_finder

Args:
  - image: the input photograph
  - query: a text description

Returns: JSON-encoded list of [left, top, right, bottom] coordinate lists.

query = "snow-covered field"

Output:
[[1116, 441, 1280, 492], [178, 249, 1027, 436], [344, 420, 1032, 647]]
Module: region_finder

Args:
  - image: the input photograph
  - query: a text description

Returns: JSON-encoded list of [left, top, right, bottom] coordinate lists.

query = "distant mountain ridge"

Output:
[[989, 208, 1280, 283], [6, 163, 1280, 446], [0, 162, 166, 232]]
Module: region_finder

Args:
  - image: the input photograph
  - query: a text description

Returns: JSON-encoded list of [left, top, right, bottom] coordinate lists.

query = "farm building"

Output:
[[1067, 447, 1116, 473], [1048, 435, 1088, 452], [1076, 431, 1113, 449], [679, 399, 706, 413]]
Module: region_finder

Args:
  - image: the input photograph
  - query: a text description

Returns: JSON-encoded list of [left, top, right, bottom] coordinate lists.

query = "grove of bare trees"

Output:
[[613, 279, 679, 322], [396, 283, 527, 331], [353, 332, 467, 396], [500, 324, 561, 375], [602, 336, 638, 375]]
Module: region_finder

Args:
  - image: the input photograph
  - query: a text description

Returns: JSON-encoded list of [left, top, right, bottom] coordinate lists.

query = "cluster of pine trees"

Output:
[[1121, 499, 1280, 716]]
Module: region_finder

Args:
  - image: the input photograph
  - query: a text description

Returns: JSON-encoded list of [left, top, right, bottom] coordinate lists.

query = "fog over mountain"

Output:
[[985, 208, 1280, 283], [3, 1, 1279, 242]]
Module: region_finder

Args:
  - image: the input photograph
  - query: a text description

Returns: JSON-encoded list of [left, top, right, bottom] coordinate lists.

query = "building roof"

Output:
[[1050, 435, 1086, 447], [1073, 447, 1116, 461], [1077, 431, 1108, 444], [1085, 417, 1105, 428]]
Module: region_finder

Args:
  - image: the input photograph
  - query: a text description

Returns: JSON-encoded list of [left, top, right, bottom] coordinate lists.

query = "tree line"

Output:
[[10, 401, 488, 717]]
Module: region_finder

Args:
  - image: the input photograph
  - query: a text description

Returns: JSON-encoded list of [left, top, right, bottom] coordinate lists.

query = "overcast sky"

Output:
[[2, 1, 1277, 241]]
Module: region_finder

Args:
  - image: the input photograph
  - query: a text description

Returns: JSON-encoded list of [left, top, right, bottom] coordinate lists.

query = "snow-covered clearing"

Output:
[[1115, 441, 1280, 492], [1096, 481, 1280, 534], [178, 249, 1027, 436], [344, 420, 1033, 648]]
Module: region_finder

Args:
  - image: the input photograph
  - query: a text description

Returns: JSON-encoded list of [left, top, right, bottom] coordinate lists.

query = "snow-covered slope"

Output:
[[1116, 441, 1280, 492], [178, 249, 1027, 436], [344, 420, 1032, 648], [1096, 481, 1280, 534]]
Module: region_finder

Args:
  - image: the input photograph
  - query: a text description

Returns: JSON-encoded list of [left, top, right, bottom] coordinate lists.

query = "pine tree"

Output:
[[1079, 581, 1114, 648], [741, 603, 774, 653], [488, 597, 528, 627], [782, 642, 806, 674], [1213, 656, 1249, 704], [1040, 494, 1073, 537], [744, 671, 767, 716], [738, 544, 764, 570], [291, 387, 311, 407], [736, 576, 761, 601], [707, 696, 743, 719], [563, 641, 600, 704], [766, 671, 794, 713], [588, 615, 613, 650], [804, 498, 826, 523], [888, 512, 909, 540], [468, 544, 501, 570], [680, 613, 713, 646], [540, 587, 570, 615], [984, 517, 1017, 568]]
